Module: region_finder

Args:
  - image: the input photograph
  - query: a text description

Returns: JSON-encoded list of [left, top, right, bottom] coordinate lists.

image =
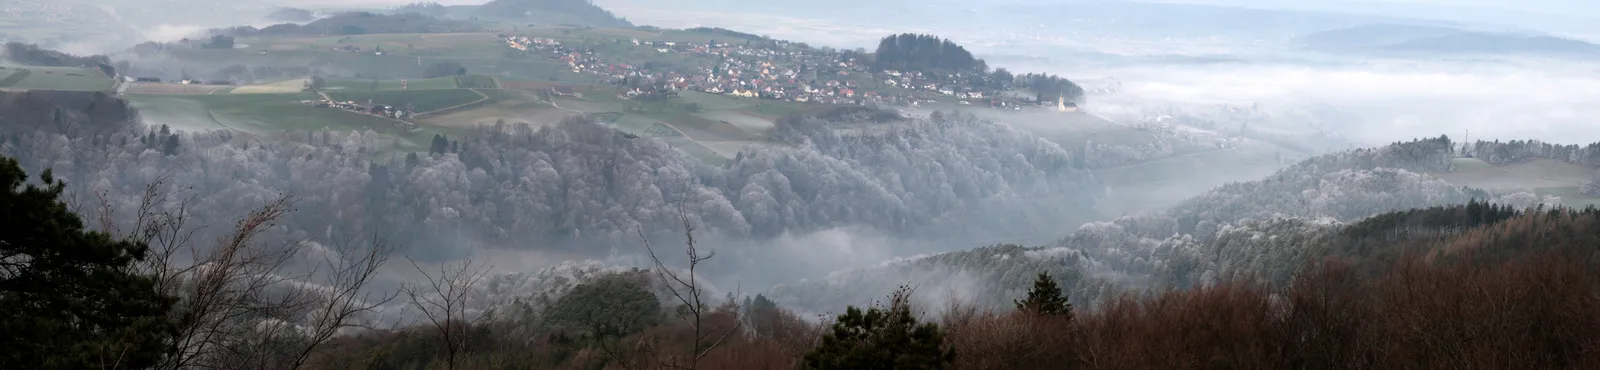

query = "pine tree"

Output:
[[0, 156, 178, 369], [429, 134, 448, 155], [804, 286, 954, 370], [162, 134, 180, 156], [1015, 272, 1073, 317]]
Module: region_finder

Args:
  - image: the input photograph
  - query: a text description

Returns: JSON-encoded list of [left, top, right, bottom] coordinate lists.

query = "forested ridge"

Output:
[[0, 92, 1101, 260], [767, 135, 1560, 312]]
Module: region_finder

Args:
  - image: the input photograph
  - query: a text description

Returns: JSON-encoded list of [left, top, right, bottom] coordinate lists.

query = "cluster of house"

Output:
[[331, 45, 386, 55], [124, 76, 234, 85], [307, 99, 411, 121], [498, 33, 1053, 110]]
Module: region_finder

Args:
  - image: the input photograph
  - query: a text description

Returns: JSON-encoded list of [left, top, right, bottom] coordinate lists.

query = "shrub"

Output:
[[803, 286, 954, 370]]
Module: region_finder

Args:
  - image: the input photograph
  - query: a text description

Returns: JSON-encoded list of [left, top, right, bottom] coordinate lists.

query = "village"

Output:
[[499, 34, 1055, 110]]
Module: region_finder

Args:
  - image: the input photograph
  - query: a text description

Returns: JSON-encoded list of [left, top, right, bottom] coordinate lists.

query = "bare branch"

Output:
[[403, 256, 489, 370], [287, 236, 400, 369], [632, 204, 733, 370]]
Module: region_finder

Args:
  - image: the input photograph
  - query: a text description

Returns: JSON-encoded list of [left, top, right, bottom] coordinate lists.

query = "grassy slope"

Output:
[[326, 89, 485, 112], [126, 92, 450, 151], [1434, 157, 1600, 208], [0, 65, 113, 92], [322, 76, 459, 91]]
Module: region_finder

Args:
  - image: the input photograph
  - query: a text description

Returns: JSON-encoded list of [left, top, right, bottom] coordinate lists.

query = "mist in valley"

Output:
[[7, 1, 1600, 366], [577, 0, 1600, 311]]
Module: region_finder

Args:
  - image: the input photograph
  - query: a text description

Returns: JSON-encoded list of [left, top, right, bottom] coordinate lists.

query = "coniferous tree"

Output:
[[804, 286, 954, 370], [0, 156, 177, 369], [1015, 272, 1073, 317], [162, 134, 180, 156], [429, 134, 448, 155]]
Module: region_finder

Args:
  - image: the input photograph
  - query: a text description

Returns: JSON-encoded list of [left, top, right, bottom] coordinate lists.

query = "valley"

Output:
[[4, 1, 1600, 368]]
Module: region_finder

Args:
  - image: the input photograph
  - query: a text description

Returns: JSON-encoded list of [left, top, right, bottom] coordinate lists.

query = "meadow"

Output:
[[1433, 157, 1600, 208], [125, 92, 449, 151], [239, 33, 508, 59], [0, 65, 114, 92], [320, 76, 459, 92]]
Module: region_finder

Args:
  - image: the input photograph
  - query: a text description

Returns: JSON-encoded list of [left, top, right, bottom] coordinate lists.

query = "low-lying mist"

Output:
[[1019, 55, 1600, 147]]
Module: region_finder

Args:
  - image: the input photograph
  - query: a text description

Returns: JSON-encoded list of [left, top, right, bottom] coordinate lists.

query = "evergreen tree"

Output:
[[1015, 272, 1073, 317], [804, 286, 954, 370], [429, 134, 448, 155], [162, 134, 180, 156], [0, 156, 177, 369]]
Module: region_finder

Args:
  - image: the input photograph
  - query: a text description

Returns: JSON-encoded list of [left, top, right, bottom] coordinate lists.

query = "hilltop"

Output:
[[1297, 23, 1600, 57], [0, 1, 146, 51], [391, 0, 631, 28]]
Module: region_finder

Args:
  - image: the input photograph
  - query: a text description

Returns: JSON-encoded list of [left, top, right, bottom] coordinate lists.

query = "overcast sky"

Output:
[[1146, 0, 1596, 20], [303, 0, 1593, 20]]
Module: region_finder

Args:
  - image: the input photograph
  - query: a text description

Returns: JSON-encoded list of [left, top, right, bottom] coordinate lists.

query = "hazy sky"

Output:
[[1146, 0, 1598, 27]]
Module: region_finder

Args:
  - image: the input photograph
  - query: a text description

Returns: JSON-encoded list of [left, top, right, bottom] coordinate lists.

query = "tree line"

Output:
[[0, 91, 1104, 262], [871, 34, 986, 74]]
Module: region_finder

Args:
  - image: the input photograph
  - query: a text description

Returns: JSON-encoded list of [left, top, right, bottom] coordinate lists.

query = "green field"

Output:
[[1451, 157, 1496, 171], [456, 75, 499, 89], [1433, 158, 1600, 209], [1435, 158, 1591, 190], [0, 65, 114, 92], [240, 33, 509, 59], [608, 114, 665, 135], [126, 93, 449, 151], [321, 76, 459, 92], [326, 89, 487, 113], [523, 27, 767, 45]]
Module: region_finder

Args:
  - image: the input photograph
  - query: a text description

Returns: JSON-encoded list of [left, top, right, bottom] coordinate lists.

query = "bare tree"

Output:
[[86, 175, 403, 370], [404, 257, 490, 370], [287, 237, 399, 369], [636, 206, 742, 370], [173, 196, 311, 369]]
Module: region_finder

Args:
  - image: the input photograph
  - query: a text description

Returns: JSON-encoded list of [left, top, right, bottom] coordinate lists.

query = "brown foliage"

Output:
[[305, 211, 1600, 370]]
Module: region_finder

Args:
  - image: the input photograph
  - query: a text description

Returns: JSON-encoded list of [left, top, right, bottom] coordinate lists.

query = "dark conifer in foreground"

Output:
[[804, 286, 955, 370], [0, 157, 177, 369], [1015, 272, 1073, 318]]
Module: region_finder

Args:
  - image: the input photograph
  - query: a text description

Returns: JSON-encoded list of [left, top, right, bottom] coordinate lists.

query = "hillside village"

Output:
[[501, 34, 1051, 109]]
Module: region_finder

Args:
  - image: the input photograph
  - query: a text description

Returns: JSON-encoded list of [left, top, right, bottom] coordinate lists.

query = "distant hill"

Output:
[[264, 7, 316, 22], [393, 0, 631, 28], [217, 12, 482, 38], [1297, 24, 1600, 57], [0, 1, 146, 52], [476, 0, 630, 27]]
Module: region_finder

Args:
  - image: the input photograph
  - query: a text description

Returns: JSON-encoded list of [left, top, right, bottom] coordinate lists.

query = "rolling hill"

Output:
[[1297, 23, 1600, 57], [394, 0, 632, 28]]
